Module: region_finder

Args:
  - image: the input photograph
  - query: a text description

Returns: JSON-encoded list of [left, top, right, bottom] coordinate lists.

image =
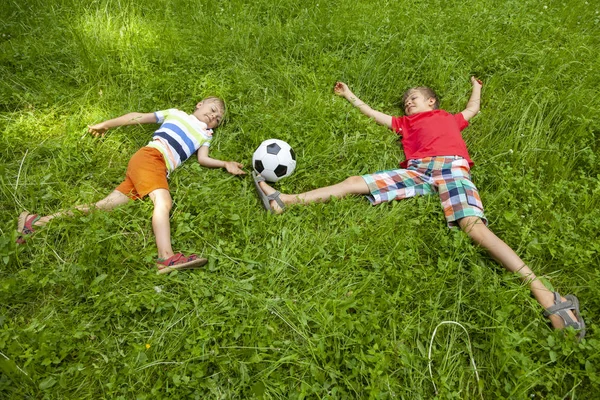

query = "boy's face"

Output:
[[193, 100, 224, 129], [403, 90, 436, 116]]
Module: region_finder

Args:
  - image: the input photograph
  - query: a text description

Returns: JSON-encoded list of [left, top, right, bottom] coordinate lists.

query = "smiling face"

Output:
[[403, 89, 437, 116], [193, 98, 224, 129]]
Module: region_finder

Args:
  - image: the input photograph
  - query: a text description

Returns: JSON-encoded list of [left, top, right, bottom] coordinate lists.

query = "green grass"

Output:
[[1, 0, 599, 398]]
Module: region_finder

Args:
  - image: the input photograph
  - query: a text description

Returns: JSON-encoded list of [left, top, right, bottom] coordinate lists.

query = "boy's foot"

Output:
[[252, 172, 285, 214], [16, 212, 40, 244], [156, 253, 208, 275], [544, 292, 586, 339]]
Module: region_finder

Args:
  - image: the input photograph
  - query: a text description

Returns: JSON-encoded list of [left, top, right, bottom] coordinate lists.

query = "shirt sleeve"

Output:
[[154, 109, 177, 124], [201, 129, 213, 147], [453, 113, 469, 131], [391, 116, 405, 135]]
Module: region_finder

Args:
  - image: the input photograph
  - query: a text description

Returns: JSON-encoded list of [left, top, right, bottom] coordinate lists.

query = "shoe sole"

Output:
[[252, 172, 272, 211], [565, 294, 586, 340], [156, 257, 208, 275], [17, 211, 30, 234]]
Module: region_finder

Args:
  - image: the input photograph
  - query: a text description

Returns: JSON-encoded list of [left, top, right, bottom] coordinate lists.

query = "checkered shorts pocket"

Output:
[[459, 179, 484, 210]]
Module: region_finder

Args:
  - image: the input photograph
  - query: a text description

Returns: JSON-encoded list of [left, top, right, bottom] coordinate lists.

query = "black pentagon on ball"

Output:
[[289, 148, 296, 161], [266, 143, 281, 155], [254, 159, 265, 173], [274, 164, 288, 177]]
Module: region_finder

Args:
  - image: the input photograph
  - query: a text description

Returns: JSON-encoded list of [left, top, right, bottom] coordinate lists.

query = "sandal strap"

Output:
[[564, 295, 585, 332], [27, 214, 40, 225], [543, 292, 584, 331], [253, 173, 266, 183], [23, 214, 40, 234], [158, 253, 185, 266], [267, 191, 285, 209], [543, 292, 573, 316], [171, 253, 187, 265]]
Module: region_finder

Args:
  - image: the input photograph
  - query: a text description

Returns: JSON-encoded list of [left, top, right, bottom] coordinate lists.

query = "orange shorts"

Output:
[[116, 147, 169, 200]]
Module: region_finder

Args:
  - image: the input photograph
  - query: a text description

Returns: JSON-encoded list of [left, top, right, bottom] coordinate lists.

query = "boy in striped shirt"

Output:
[[17, 97, 245, 274]]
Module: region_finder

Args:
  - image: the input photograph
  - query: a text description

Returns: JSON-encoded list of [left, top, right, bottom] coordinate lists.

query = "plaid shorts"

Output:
[[362, 156, 487, 227]]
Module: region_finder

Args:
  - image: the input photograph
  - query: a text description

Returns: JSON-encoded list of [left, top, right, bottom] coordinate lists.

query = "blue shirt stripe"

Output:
[[159, 123, 196, 155], [154, 131, 188, 162], [148, 109, 212, 172]]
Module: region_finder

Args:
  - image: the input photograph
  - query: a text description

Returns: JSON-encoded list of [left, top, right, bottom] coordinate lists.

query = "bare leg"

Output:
[[148, 189, 174, 260], [458, 216, 576, 329], [34, 190, 130, 226], [258, 176, 370, 213]]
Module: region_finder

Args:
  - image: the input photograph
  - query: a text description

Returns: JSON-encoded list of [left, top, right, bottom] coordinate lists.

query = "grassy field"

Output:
[[1, 0, 599, 398]]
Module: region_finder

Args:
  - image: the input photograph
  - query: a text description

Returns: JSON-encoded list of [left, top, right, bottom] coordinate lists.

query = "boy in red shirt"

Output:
[[253, 77, 585, 337]]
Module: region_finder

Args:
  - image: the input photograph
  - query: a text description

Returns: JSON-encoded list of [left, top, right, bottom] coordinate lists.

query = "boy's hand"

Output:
[[88, 123, 109, 137], [461, 77, 483, 122], [334, 82, 350, 97], [471, 76, 483, 89], [224, 161, 246, 176]]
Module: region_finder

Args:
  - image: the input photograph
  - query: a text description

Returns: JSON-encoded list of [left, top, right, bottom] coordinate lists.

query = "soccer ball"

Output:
[[252, 139, 297, 183]]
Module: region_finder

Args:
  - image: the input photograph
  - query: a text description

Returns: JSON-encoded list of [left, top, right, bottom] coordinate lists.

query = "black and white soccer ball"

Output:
[[252, 139, 297, 183]]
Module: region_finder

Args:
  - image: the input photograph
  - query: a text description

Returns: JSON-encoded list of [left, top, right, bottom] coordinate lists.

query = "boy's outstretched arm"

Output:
[[334, 82, 393, 129], [197, 146, 245, 175], [88, 112, 158, 137], [460, 77, 482, 122]]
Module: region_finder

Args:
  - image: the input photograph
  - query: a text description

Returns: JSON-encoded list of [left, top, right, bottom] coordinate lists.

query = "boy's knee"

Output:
[[162, 198, 173, 211], [158, 197, 172, 211], [150, 190, 172, 211]]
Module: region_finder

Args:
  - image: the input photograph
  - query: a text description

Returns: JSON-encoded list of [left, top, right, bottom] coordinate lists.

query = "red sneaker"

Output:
[[156, 253, 208, 275], [16, 212, 40, 244]]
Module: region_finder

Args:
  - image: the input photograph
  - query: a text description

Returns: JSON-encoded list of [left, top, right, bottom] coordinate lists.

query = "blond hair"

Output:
[[402, 87, 439, 111], [201, 96, 226, 126]]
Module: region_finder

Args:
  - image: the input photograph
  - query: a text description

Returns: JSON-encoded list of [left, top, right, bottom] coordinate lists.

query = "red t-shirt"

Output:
[[391, 110, 473, 168]]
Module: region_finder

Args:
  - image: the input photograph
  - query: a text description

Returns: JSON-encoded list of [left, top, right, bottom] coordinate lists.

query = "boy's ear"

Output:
[[427, 97, 436, 107], [195, 101, 203, 109]]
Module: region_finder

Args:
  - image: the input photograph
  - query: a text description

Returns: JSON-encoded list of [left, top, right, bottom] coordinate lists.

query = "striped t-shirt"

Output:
[[146, 109, 213, 172]]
